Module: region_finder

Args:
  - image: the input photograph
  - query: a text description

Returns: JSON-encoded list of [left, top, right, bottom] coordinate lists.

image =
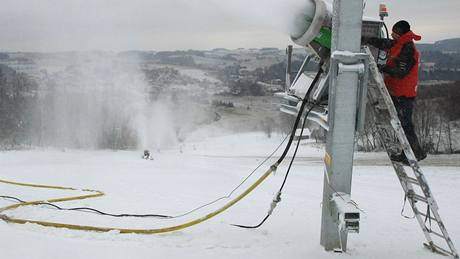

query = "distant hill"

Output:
[[417, 38, 460, 52]]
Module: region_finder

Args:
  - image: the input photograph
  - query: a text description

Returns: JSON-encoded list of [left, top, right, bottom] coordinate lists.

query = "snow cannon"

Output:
[[289, 0, 332, 60], [276, 1, 384, 129]]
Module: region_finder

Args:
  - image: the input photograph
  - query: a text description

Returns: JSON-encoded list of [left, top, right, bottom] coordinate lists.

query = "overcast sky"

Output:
[[1, 0, 459, 52]]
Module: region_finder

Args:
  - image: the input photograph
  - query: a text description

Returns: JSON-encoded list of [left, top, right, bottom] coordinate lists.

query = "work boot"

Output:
[[390, 152, 409, 165], [391, 151, 426, 166], [415, 151, 427, 162]]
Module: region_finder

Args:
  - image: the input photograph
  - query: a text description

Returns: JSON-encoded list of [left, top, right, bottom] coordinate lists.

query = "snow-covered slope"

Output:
[[0, 133, 459, 259]]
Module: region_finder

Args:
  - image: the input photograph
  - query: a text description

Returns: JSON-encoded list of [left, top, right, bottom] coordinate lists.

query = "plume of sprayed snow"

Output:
[[34, 52, 178, 150], [134, 99, 178, 151]]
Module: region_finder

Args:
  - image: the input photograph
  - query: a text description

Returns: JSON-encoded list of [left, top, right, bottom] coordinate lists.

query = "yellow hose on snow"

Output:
[[0, 165, 276, 234]]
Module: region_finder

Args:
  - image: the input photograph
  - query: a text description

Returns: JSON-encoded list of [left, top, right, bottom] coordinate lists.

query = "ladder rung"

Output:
[[404, 177, 420, 186], [417, 211, 439, 223], [428, 229, 447, 239], [374, 105, 388, 111], [410, 193, 428, 203]]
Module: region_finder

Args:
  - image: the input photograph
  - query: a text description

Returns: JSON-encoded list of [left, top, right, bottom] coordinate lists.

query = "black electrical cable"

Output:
[[0, 196, 24, 203], [377, 22, 390, 61], [279, 106, 313, 191], [0, 195, 171, 218], [231, 65, 324, 229], [275, 66, 324, 166], [169, 133, 290, 219], [383, 22, 389, 39], [232, 104, 315, 229]]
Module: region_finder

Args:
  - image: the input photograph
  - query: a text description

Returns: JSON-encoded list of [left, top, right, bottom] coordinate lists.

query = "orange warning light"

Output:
[[379, 4, 389, 17]]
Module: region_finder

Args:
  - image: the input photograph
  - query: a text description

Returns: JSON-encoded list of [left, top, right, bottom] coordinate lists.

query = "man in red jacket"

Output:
[[364, 20, 427, 165]]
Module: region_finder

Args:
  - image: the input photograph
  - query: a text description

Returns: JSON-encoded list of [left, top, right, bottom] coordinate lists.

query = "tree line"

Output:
[[0, 65, 38, 149]]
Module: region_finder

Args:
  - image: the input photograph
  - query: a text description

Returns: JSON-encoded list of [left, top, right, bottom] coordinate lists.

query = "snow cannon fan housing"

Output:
[[290, 0, 384, 60], [290, 0, 332, 61]]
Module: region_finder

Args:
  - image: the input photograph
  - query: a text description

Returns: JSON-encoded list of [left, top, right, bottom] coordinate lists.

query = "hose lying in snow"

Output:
[[0, 167, 273, 234]]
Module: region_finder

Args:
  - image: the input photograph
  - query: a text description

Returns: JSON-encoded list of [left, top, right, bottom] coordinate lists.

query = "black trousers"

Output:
[[391, 96, 425, 157]]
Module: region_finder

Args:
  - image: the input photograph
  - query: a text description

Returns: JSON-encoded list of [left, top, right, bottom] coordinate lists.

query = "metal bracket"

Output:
[[338, 63, 365, 74], [330, 50, 370, 133]]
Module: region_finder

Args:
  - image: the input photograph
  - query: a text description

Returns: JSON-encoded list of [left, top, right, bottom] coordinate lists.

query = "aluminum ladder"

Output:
[[365, 47, 459, 258]]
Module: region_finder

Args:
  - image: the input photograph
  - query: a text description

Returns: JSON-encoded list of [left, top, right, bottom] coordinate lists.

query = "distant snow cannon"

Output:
[[290, 0, 333, 60]]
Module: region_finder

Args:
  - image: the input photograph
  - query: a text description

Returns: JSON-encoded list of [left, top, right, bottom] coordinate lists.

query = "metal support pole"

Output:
[[320, 0, 364, 252]]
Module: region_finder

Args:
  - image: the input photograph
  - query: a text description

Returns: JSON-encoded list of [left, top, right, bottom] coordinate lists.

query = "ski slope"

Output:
[[1, 132, 459, 259]]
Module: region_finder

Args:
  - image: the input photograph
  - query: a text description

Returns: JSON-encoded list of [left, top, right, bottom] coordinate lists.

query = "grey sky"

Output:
[[1, 0, 459, 52]]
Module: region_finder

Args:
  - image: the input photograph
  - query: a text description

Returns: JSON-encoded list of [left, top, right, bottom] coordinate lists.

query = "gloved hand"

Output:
[[361, 37, 370, 45], [361, 36, 376, 45], [377, 64, 386, 72]]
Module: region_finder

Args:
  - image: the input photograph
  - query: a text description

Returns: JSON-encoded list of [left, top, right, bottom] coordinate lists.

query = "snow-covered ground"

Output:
[[1, 132, 459, 259]]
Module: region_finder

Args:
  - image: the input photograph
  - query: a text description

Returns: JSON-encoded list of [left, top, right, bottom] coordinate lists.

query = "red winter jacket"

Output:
[[384, 31, 422, 97]]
